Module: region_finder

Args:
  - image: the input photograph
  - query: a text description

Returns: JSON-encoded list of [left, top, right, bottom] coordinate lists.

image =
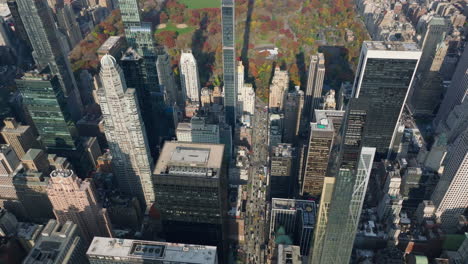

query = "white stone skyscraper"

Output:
[[98, 55, 155, 208], [430, 129, 468, 232], [180, 50, 201, 103]]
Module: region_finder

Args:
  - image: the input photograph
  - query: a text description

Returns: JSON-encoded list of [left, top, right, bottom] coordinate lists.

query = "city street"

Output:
[[244, 97, 269, 263]]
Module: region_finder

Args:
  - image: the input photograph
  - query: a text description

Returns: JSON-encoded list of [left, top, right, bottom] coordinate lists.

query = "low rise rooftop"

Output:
[[87, 237, 217, 264]]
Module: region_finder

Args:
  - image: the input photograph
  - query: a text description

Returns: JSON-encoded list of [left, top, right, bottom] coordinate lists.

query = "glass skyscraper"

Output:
[[352, 41, 421, 160], [310, 98, 376, 264], [16, 70, 77, 151], [16, 0, 83, 120], [221, 0, 237, 126]]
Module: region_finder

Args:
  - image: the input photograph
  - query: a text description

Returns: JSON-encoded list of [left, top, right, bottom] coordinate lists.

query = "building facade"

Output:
[[304, 53, 325, 121], [176, 116, 220, 144], [98, 55, 154, 207], [56, 3, 83, 48], [1, 118, 38, 159], [23, 219, 87, 264], [269, 67, 289, 111], [221, 0, 237, 126], [430, 129, 468, 232], [47, 169, 112, 244], [156, 53, 178, 106], [152, 142, 226, 250], [179, 50, 201, 103], [16, 0, 83, 120], [301, 119, 334, 197], [283, 87, 304, 143], [353, 41, 421, 160], [270, 144, 294, 198], [237, 83, 255, 117]]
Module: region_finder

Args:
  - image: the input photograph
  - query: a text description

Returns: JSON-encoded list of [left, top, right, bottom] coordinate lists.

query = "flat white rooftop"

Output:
[[154, 142, 224, 174], [87, 237, 217, 264]]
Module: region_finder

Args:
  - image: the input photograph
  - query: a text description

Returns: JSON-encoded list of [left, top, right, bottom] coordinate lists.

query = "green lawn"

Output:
[[156, 23, 196, 35], [179, 0, 220, 9]]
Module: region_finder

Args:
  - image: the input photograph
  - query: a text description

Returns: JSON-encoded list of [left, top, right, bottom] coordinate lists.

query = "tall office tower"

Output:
[[87, 237, 218, 264], [152, 142, 226, 251], [16, 0, 83, 120], [314, 109, 345, 135], [270, 144, 294, 198], [269, 199, 316, 256], [301, 119, 334, 197], [23, 219, 88, 264], [180, 50, 201, 103], [56, 3, 83, 48], [1, 118, 39, 159], [283, 87, 304, 143], [16, 71, 78, 151], [118, 0, 160, 93], [309, 177, 335, 260], [304, 53, 325, 121], [14, 149, 54, 222], [221, 0, 237, 126], [269, 114, 283, 147], [237, 83, 255, 116], [176, 116, 220, 143], [98, 55, 154, 207], [430, 129, 468, 232], [0, 145, 20, 200], [310, 99, 376, 264], [434, 47, 468, 130], [6, 0, 31, 48], [411, 17, 451, 115], [353, 41, 421, 160], [269, 67, 289, 111], [47, 169, 113, 243], [157, 52, 178, 105]]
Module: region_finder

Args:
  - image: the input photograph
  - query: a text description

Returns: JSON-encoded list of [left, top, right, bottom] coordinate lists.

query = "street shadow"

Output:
[[241, 0, 255, 82], [295, 51, 307, 91], [318, 46, 354, 90], [191, 15, 215, 86]]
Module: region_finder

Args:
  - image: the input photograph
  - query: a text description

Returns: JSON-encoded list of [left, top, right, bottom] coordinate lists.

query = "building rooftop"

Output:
[[121, 47, 142, 61], [97, 36, 122, 54], [23, 220, 79, 264], [364, 41, 419, 51], [272, 198, 317, 227], [22, 149, 42, 161], [87, 237, 217, 264], [154, 142, 224, 176]]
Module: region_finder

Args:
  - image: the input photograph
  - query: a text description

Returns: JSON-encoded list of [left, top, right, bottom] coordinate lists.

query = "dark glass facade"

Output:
[[222, 0, 237, 126], [357, 58, 418, 159], [16, 73, 78, 151]]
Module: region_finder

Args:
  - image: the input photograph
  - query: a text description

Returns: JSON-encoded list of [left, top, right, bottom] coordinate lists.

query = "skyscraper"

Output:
[[98, 55, 154, 207], [353, 41, 421, 159], [47, 169, 113, 244], [301, 119, 334, 197], [1, 118, 38, 159], [152, 142, 226, 251], [310, 99, 376, 264], [56, 3, 83, 48], [16, 71, 78, 152], [221, 0, 237, 126], [270, 144, 294, 198], [180, 50, 201, 103], [410, 17, 451, 115], [157, 53, 178, 105], [434, 46, 468, 130], [16, 0, 83, 119], [23, 220, 88, 264], [283, 87, 304, 143], [0, 145, 20, 200], [304, 53, 325, 121], [176, 116, 220, 144], [430, 129, 468, 232], [269, 67, 289, 111], [6, 0, 31, 48], [118, 0, 160, 93], [237, 83, 255, 117]]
